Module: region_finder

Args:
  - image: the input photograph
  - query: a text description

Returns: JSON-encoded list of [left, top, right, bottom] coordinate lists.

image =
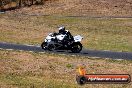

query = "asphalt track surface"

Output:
[[0, 42, 132, 60]]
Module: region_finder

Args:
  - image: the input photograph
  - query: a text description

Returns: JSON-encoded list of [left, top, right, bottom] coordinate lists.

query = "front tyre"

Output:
[[48, 44, 56, 51], [41, 42, 47, 49], [71, 42, 82, 53]]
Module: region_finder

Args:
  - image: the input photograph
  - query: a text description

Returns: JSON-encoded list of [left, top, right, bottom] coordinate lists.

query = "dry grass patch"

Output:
[[5, 0, 131, 17], [0, 50, 132, 88]]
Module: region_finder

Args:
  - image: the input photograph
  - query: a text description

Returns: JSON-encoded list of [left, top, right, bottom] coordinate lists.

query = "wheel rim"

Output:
[[41, 42, 47, 49], [42, 44, 45, 48]]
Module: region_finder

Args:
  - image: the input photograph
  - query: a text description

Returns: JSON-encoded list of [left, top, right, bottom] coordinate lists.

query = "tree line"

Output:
[[0, 0, 47, 11]]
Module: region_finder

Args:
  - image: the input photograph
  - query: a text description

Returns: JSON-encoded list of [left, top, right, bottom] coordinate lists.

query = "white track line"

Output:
[[105, 58, 111, 60], [24, 44, 34, 46], [19, 50, 24, 52], [115, 59, 124, 61], [36, 46, 41, 47], [89, 56, 101, 59], [5, 49, 14, 51], [23, 44, 41, 48], [29, 51, 34, 53], [71, 55, 76, 56]]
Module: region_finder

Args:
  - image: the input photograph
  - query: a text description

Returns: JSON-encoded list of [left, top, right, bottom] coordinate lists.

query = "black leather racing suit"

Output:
[[59, 30, 74, 46]]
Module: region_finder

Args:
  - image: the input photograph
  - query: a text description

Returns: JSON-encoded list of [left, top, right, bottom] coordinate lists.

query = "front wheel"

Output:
[[47, 44, 56, 51], [71, 42, 82, 53], [41, 42, 47, 49]]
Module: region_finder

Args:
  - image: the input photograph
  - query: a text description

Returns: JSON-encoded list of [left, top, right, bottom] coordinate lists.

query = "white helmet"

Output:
[[59, 26, 65, 31]]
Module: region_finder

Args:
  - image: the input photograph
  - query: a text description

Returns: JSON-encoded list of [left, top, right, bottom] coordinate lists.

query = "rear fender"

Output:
[[74, 35, 83, 42]]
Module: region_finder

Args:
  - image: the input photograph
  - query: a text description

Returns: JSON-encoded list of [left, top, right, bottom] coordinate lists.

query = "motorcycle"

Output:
[[41, 33, 83, 53]]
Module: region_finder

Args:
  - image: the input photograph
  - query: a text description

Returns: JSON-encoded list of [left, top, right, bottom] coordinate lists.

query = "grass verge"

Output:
[[0, 49, 132, 88]]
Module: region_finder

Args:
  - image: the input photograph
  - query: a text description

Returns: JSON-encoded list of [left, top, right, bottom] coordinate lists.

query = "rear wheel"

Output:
[[71, 42, 82, 53]]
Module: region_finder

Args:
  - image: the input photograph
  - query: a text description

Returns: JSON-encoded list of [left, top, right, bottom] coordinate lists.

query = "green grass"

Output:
[[66, 63, 74, 69], [0, 14, 132, 52]]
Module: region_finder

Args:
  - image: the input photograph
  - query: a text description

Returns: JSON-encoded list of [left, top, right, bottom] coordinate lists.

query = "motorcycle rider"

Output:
[[58, 26, 74, 47]]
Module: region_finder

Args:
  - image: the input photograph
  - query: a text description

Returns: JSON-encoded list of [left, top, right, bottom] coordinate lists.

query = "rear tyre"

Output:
[[71, 42, 82, 53]]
